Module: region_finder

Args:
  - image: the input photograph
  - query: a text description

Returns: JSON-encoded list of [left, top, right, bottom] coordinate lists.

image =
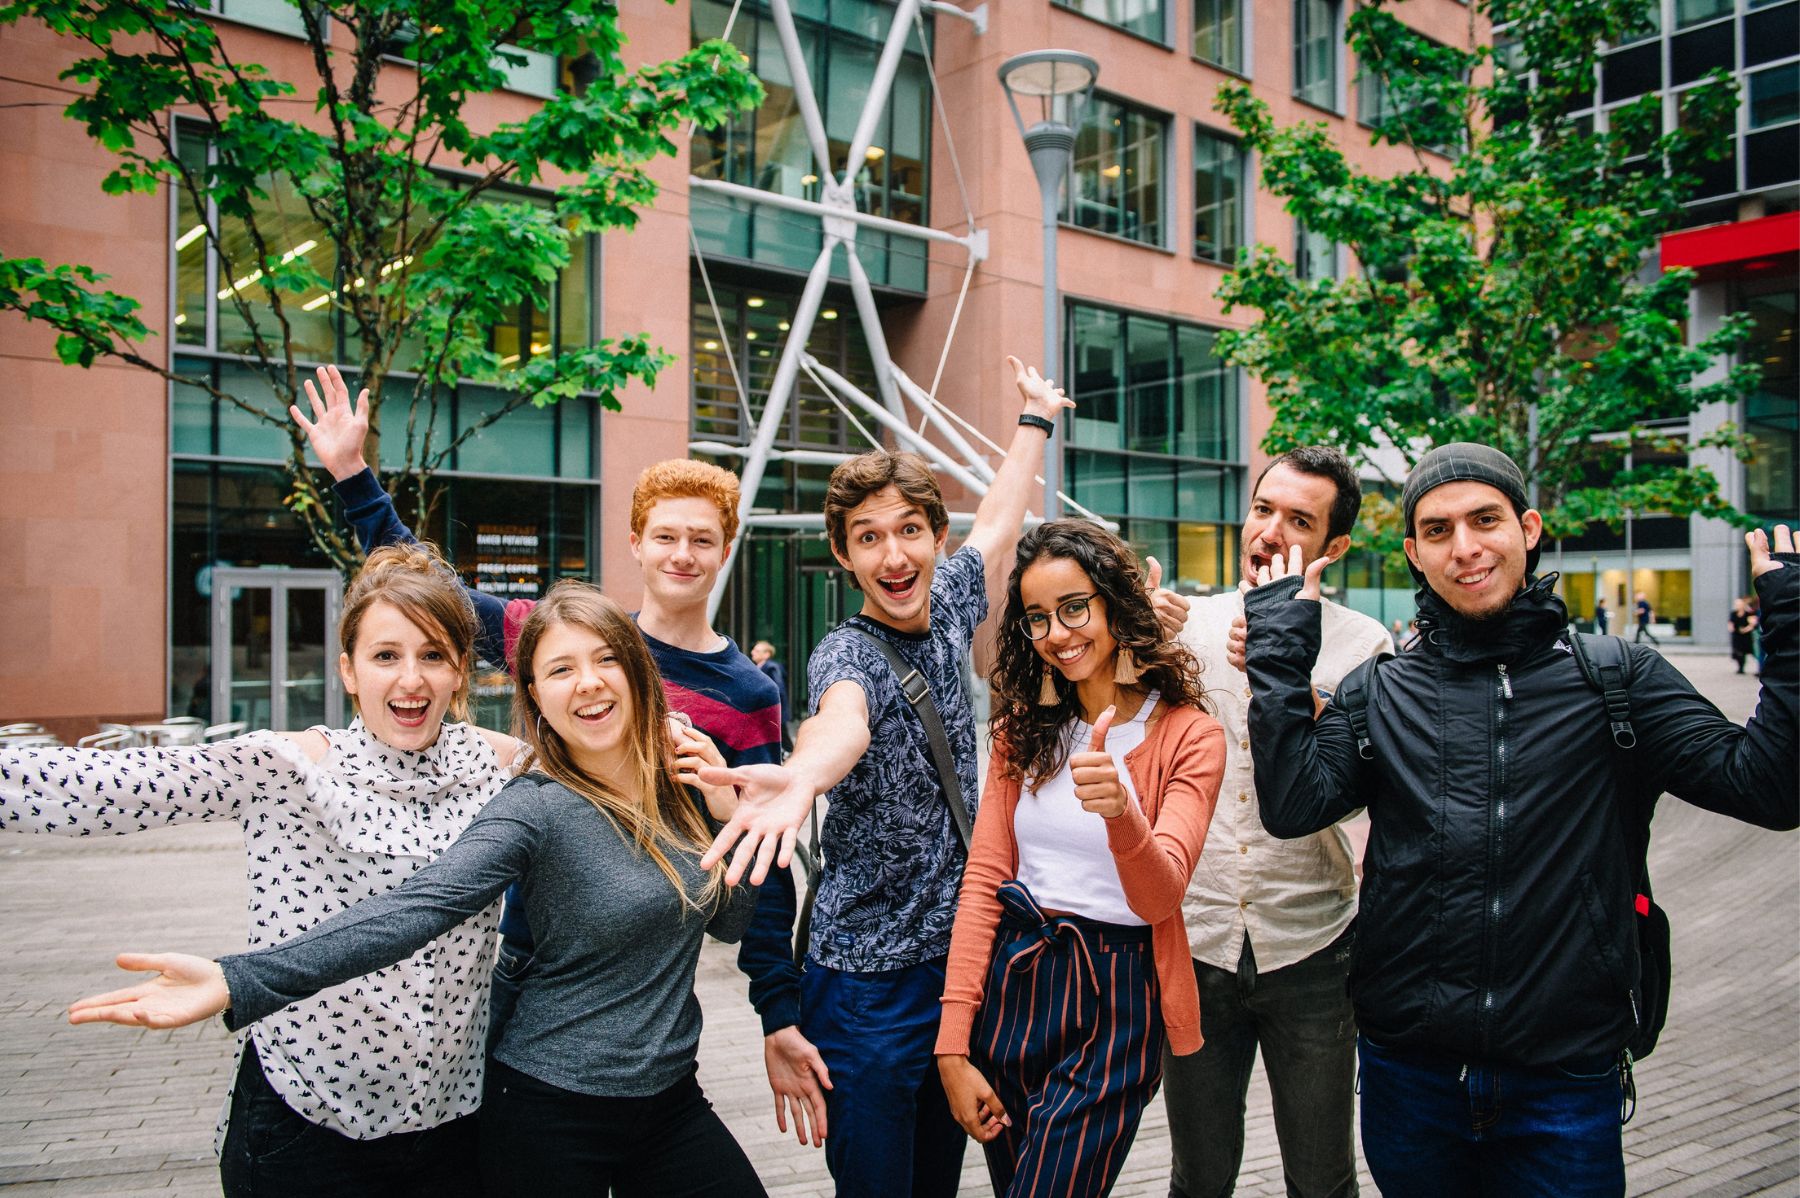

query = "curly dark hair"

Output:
[[990, 520, 1208, 786]]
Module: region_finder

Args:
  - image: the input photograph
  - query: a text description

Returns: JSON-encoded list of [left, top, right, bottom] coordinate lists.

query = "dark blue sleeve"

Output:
[[333, 468, 508, 668], [737, 865, 802, 1035]]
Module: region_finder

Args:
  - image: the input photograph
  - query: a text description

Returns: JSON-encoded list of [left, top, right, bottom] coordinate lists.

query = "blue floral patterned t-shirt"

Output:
[[804, 545, 987, 972]]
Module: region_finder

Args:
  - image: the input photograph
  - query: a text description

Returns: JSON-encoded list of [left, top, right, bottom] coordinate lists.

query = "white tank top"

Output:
[[1013, 692, 1159, 926]]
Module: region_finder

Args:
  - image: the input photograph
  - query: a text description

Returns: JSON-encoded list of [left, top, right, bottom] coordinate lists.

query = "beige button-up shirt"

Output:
[[1180, 586, 1394, 972]]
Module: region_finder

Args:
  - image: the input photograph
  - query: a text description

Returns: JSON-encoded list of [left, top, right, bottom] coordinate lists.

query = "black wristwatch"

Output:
[[1018, 413, 1056, 435]]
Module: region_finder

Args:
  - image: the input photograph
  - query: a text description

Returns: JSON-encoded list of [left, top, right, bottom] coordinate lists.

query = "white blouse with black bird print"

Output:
[[0, 719, 510, 1140]]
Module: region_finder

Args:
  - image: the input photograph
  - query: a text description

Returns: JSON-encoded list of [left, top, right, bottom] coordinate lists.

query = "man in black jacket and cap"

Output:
[[1240, 442, 1797, 1198]]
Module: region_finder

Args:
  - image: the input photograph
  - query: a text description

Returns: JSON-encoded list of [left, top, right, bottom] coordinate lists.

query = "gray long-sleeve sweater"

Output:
[[221, 773, 755, 1099]]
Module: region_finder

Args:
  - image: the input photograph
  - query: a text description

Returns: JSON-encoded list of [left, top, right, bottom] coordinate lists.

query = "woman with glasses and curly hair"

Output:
[[934, 520, 1226, 1197]]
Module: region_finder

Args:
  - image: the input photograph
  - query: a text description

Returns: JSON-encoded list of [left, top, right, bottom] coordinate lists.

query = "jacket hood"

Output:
[[1414, 572, 1569, 665]]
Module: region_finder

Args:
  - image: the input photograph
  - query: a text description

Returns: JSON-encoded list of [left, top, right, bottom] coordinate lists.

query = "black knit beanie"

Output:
[[1401, 442, 1539, 576]]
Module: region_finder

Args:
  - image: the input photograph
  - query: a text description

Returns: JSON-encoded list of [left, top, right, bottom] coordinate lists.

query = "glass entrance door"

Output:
[[210, 568, 344, 731]]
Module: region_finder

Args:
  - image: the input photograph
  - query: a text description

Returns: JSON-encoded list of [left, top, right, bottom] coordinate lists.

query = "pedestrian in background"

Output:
[[1634, 590, 1660, 645], [751, 640, 793, 747], [1729, 597, 1756, 674], [1595, 595, 1609, 635]]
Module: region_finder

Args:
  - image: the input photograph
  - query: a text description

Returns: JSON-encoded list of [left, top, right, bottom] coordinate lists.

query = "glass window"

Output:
[[1674, 0, 1731, 28], [1055, 0, 1166, 42], [212, 169, 336, 363], [1174, 324, 1237, 459], [1194, 0, 1244, 72], [1069, 450, 1128, 513], [689, 2, 930, 289], [1750, 64, 1800, 129], [1069, 305, 1124, 449], [687, 279, 878, 453], [1064, 96, 1167, 247], [456, 385, 556, 476], [174, 133, 210, 347], [1127, 316, 1174, 454], [1295, 220, 1338, 280], [1294, 0, 1340, 110], [1192, 129, 1244, 264], [1615, 0, 1663, 44]]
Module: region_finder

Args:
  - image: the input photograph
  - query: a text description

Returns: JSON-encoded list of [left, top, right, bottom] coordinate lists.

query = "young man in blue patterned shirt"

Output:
[[712, 357, 1074, 1197]]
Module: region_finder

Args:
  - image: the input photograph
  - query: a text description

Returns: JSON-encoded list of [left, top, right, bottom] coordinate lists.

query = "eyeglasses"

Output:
[[1019, 593, 1099, 641]]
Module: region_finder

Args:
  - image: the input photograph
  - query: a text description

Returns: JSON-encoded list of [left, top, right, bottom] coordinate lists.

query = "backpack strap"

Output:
[[1567, 631, 1638, 750], [1334, 653, 1391, 761], [850, 627, 973, 853]]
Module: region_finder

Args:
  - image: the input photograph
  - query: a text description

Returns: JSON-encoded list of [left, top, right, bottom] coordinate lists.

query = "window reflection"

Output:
[[1065, 96, 1167, 247]]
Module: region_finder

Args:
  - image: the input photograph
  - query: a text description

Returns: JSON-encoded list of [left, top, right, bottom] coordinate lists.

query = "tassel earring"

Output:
[[1038, 666, 1061, 706], [1113, 648, 1142, 684]]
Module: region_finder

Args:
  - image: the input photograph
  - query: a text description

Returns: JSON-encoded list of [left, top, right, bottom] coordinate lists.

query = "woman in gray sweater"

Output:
[[69, 582, 765, 1197]]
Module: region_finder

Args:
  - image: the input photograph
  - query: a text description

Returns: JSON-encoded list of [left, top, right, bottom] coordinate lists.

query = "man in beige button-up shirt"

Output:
[[1161, 448, 1393, 1198]]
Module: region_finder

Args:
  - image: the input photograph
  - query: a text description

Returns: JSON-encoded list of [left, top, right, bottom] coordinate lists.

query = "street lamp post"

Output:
[[998, 50, 1098, 522]]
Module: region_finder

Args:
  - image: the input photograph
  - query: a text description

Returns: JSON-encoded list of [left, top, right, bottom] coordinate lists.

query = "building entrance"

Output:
[[208, 568, 344, 732]]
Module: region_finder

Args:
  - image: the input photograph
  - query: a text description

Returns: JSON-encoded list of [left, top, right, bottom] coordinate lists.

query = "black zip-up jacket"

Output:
[[1243, 557, 1798, 1068]]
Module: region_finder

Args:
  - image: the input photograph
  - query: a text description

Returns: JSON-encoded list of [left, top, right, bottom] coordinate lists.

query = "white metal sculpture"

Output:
[[690, 0, 1105, 619]]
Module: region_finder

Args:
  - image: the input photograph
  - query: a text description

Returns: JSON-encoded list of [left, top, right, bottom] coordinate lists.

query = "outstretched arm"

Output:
[[292, 365, 511, 668], [699, 679, 872, 886], [1636, 527, 1797, 830], [961, 356, 1076, 599], [70, 791, 537, 1032]]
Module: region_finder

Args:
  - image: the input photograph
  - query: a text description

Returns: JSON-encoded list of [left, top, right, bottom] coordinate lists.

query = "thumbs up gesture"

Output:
[[1069, 705, 1128, 819], [1146, 555, 1190, 638]]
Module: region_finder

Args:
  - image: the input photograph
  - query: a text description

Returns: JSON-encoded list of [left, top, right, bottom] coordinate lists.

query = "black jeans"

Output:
[[1161, 926, 1359, 1198], [478, 1059, 765, 1197], [219, 1040, 481, 1198]]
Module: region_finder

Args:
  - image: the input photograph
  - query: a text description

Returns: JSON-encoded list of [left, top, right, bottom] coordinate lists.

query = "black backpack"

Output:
[[1336, 633, 1670, 1067]]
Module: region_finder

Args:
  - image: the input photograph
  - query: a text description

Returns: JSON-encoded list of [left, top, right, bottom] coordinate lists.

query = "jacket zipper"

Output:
[[1478, 664, 1512, 1054]]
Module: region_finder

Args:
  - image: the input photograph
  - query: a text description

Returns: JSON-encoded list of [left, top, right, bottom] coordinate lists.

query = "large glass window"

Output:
[[174, 128, 594, 375], [1064, 96, 1168, 248], [1056, 0, 1166, 42], [1192, 129, 1245, 264], [1742, 283, 1799, 522], [1294, 0, 1340, 110], [1066, 302, 1244, 591], [1194, 0, 1244, 73], [690, 0, 930, 291], [689, 279, 878, 453], [1674, 0, 1732, 29], [1749, 63, 1800, 128]]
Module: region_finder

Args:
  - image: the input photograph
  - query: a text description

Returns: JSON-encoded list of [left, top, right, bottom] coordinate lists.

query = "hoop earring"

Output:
[[1113, 649, 1142, 685], [1037, 666, 1060, 706]]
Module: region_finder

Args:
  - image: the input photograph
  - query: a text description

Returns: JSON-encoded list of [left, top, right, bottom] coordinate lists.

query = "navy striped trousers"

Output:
[[970, 880, 1164, 1198]]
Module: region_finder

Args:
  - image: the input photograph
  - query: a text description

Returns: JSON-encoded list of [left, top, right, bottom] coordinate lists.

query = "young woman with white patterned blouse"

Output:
[[66, 582, 766, 1197], [0, 544, 520, 1196]]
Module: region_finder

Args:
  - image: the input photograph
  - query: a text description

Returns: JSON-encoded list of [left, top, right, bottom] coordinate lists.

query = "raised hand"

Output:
[[696, 763, 812, 886], [1251, 544, 1329, 601], [1006, 354, 1076, 424], [1069, 705, 1128, 819], [937, 1054, 1011, 1143], [1147, 555, 1190, 638], [670, 717, 735, 821], [1748, 524, 1794, 578], [764, 1026, 833, 1147], [67, 953, 229, 1029], [291, 364, 371, 482]]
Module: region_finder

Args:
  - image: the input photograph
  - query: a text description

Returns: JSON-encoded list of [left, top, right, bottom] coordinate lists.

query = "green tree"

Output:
[[0, 0, 761, 568], [1213, 0, 1757, 558]]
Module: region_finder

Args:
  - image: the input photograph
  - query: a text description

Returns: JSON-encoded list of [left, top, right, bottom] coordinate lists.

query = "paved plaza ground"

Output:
[[0, 651, 1794, 1196]]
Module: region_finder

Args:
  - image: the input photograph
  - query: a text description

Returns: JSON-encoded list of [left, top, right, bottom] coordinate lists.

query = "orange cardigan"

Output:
[[936, 704, 1226, 1058]]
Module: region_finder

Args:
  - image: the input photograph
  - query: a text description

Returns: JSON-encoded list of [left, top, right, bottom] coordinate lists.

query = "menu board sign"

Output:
[[475, 523, 543, 597]]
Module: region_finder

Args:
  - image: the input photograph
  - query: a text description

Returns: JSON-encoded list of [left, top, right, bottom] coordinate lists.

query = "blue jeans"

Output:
[[1356, 1035, 1626, 1198], [800, 955, 966, 1198]]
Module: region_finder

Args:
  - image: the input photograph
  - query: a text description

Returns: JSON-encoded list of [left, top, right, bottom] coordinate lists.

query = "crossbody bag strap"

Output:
[[852, 627, 973, 854]]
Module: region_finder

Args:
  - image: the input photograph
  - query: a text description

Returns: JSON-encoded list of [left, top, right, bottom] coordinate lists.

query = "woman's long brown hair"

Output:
[[511, 580, 724, 913], [989, 520, 1208, 786]]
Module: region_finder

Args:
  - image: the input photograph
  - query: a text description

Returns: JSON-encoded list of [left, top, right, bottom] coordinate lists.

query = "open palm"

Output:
[[68, 953, 230, 1030]]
